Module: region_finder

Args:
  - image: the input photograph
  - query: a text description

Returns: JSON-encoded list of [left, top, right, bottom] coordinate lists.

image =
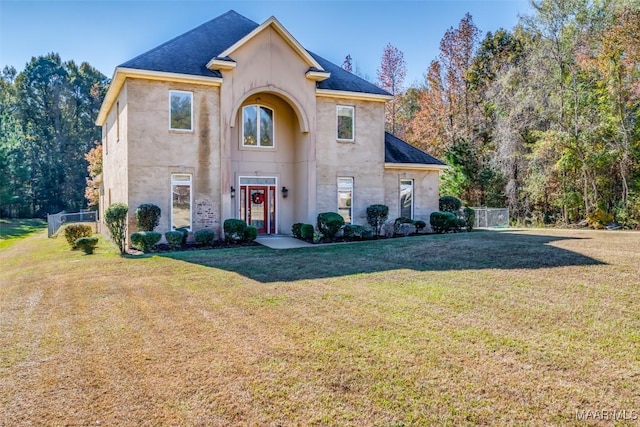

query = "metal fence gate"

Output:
[[472, 207, 509, 228], [47, 210, 97, 237]]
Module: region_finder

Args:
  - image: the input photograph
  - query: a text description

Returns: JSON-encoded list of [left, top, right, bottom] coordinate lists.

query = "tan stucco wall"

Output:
[[383, 169, 441, 232], [219, 25, 318, 232], [100, 84, 129, 236], [315, 97, 386, 225], [124, 78, 221, 237]]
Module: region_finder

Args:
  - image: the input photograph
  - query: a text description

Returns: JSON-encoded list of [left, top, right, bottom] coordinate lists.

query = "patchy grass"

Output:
[[0, 229, 639, 426], [0, 218, 46, 250]]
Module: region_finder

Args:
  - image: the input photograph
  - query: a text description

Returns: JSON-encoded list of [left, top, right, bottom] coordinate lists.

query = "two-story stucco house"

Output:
[[96, 10, 445, 239]]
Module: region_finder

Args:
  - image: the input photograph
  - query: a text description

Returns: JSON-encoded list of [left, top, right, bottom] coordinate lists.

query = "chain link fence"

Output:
[[47, 210, 97, 237], [472, 207, 509, 228]]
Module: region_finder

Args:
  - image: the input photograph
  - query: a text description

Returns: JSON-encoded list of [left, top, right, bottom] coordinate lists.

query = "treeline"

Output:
[[389, 0, 639, 227], [0, 53, 107, 218]]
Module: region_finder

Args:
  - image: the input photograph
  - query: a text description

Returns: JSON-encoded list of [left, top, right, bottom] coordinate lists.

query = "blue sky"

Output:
[[0, 0, 532, 87]]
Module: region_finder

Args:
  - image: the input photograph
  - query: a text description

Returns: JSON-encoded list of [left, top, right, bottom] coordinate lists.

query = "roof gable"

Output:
[[212, 16, 323, 71], [384, 132, 446, 166]]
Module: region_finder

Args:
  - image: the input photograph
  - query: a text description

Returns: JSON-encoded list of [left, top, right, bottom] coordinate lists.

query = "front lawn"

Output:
[[0, 218, 46, 250], [0, 229, 638, 426]]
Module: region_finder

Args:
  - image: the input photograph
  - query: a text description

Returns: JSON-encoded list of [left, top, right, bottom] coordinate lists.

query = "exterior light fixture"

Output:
[[230, 186, 236, 198], [282, 186, 289, 198]]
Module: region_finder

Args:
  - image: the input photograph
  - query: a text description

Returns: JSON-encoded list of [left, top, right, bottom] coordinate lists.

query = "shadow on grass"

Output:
[[0, 219, 46, 243], [159, 230, 605, 283]]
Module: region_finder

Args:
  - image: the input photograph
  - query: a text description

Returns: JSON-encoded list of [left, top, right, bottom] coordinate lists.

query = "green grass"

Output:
[[0, 218, 46, 250], [1, 228, 639, 426]]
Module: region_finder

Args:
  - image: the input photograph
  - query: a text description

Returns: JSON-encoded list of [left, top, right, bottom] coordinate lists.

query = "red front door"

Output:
[[248, 186, 268, 233]]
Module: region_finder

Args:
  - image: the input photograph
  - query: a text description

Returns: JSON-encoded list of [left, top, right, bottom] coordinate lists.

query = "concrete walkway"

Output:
[[255, 235, 315, 249]]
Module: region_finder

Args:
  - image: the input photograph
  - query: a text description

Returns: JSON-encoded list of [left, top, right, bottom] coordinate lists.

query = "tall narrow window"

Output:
[[243, 105, 274, 147], [169, 91, 193, 131], [337, 105, 354, 141], [400, 179, 414, 219], [338, 177, 354, 224], [171, 174, 192, 230]]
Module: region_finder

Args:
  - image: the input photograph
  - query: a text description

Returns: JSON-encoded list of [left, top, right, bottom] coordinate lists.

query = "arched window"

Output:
[[242, 105, 274, 147]]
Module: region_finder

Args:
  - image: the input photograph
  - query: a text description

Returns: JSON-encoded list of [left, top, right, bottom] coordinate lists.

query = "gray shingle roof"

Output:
[[119, 10, 389, 96], [385, 132, 446, 166]]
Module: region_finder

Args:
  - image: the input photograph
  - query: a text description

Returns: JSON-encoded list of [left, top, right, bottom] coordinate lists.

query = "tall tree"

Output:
[[11, 53, 107, 217], [377, 43, 407, 134]]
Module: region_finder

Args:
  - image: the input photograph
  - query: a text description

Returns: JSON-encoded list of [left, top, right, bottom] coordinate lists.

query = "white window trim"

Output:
[[337, 176, 354, 224], [171, 174, 193, 231], [241, 104, 275, 148], [400, 179, 414, 219], [169, 90, 193, 132], [336, 105, 355, 142]]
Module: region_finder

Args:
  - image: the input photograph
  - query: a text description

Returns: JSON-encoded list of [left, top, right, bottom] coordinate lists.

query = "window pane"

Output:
[[338, 177, 353, 224], [400, 179, 413, 219], [337, 106, 354, 140], [170, 92, 192, 130], [243, 105, 257, 146], [260, 107, 274, 147], [172, 183, 191, 230]]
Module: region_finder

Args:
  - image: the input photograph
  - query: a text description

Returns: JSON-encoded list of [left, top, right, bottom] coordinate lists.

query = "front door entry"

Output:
[[240, 181, 276, 234], [248, 186, 268, 233]]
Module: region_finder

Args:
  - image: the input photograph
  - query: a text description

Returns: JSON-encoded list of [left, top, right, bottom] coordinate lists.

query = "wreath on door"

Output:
[[251, 192, 265, 205]]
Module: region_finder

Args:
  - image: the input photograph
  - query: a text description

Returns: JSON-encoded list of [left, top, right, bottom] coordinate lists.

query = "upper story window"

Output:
[[169, 90, 193, 131], [337, 105, 354, 141], [243, 105, 274, 147]]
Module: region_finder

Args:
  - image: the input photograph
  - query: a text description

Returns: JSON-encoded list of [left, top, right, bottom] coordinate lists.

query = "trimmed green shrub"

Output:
[[135, 204, 161, 231], [317, 212, 345, 240], [165, 230, 184, 249], [414, 220, 427, 232], [175, 227, 189, 245], [300, 223, 314, 241], [194, 229, 216, 246], [244, 225, 258, 242], [343, 224, 369, 240], [224, 219, 247, 241], [430, 211, 458, 234], [64, 224, 93, 249], [439, 196, 462, 213], [361, 227, 375, 240], [130, 231, 161, 252], [291, 223, 303, 239], [366, 204, 389, 236], [75, 236, 99, 254], [105, 203, 128, 254]]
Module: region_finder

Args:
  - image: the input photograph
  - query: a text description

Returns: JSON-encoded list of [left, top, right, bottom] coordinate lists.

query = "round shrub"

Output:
[[105, 203, 128, 254], [175, 227, 189, 245], [366, 204, 389, 236], [430, 211, 458, 234], [291, 223, 303, 239], [244, 225, 258, 242], [300, 223, 315, 242], [135, 204, 161, 231], [317, 212, 344, 240], [64, 224, 93, 249], [414, 220, 427, 232], [130, 231, 161, 252], [194, 229, 216, 246], [75, 236, 99, 254], [224, 219, 247, 241], [439, 196, 462, 213], [165, 230, 184, 249]]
